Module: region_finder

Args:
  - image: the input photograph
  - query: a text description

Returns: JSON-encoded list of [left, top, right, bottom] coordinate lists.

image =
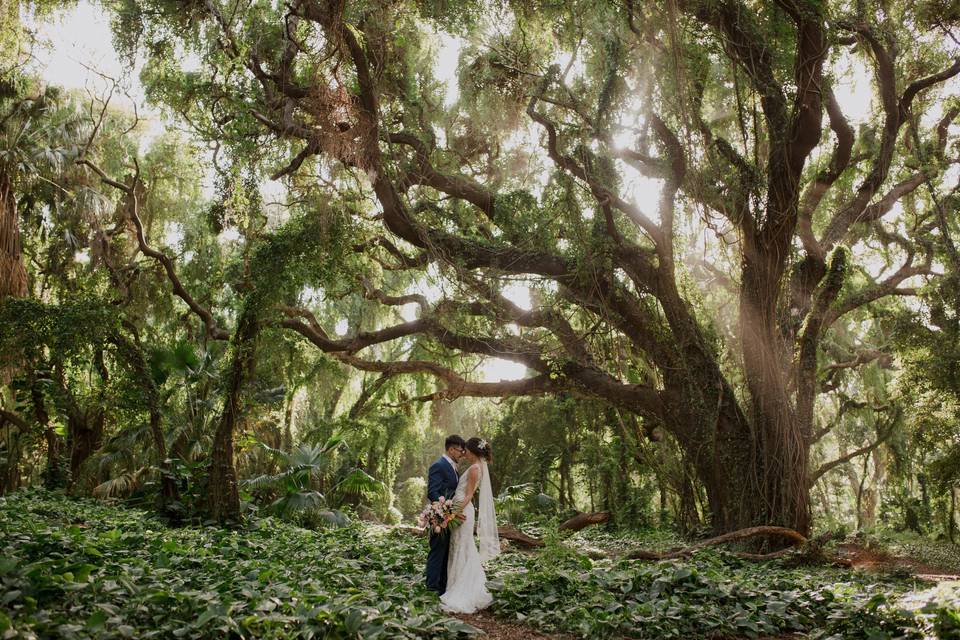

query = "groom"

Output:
[[425, 434, 466, 594]]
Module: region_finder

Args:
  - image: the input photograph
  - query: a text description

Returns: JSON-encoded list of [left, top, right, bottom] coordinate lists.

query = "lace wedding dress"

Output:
[[439, 461, 499, 614]]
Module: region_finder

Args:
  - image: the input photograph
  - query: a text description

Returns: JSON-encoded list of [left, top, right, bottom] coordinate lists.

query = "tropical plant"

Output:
[[242, 437, 343, 519]]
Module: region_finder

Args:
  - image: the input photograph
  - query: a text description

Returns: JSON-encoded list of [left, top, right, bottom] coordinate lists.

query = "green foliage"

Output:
[[245, 210, 362, 311], [240, 433, 389, 528], [242, 440, 335, 518], [0, 298, 116, 365], [0, 490, 480, 639], [394, 476, 427, 520], [495, 483, 558, 524], [492, 531, 960, 639], [5, 492, 960, 640]]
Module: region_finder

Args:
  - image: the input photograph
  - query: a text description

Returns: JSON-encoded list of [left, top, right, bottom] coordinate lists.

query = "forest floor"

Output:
[[2, 490, 960, 639]]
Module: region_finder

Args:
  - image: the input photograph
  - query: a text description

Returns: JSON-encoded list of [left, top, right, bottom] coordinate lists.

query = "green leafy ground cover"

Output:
[[2, 491, 959, 639]]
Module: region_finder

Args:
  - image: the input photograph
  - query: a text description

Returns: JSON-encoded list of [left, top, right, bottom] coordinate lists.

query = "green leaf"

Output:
[[86, 610, 108, 630]]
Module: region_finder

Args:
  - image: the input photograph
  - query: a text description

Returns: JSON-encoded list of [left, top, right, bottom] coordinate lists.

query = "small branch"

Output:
[[808, 416, 897, 487], [0, 409, 28, 430], [78, 159, 230, 341]]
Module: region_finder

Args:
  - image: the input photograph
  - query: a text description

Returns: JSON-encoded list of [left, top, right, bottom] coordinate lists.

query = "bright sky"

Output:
[[25, 1, 921, 386]]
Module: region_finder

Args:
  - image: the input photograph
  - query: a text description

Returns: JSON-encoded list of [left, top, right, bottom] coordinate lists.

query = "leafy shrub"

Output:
[[395, 476, 427, 521], [496, 483, 557, 524]]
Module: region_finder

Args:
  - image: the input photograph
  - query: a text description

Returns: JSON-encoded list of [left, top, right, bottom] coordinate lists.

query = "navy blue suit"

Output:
[[425, 456, 458, 594]]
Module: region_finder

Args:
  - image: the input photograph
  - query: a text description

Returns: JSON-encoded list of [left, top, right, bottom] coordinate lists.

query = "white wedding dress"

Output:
[[439, 461, 499, 614]]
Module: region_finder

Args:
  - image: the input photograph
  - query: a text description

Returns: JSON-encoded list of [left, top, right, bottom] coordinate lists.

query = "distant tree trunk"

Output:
[[67, 406, 105, 484], [207, 306, 258, 523], [658, 480, 668, 527], [280, 388, 296, 450], [815, 478, 833, 520], [0, 168, 28, 388], [861, 450, 885, 529], [558, 450, 575, 510], [950, 486, 958, 545], [31, 380, 64, 488], [0, 169, 27, 301], [109, 332, 180, 509], [0, 411, 24, 493]]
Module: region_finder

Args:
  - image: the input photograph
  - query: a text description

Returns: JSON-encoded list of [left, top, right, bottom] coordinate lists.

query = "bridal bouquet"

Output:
[[417, 496, 462, 535]]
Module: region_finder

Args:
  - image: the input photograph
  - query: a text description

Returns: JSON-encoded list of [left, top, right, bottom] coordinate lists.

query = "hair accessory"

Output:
[[478, 438, 488, 451]]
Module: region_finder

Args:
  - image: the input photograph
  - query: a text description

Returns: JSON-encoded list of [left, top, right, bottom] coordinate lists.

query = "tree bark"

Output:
[[627, 525, 807, 560], [498, 525, 545, 548], [0, 409, 25, 493], [31, 381, 64, 488], [207, 305, 258, 523], [0, 168, 28, 387], [0, 169, 27, 301], [558, 511, 611, 531], [737, 248, 812, 536], [67, 407, 104, 484], [109, 332, 181, 508]]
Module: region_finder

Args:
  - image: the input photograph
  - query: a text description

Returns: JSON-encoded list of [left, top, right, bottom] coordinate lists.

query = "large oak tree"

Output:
[[112, 0, 960, 533]]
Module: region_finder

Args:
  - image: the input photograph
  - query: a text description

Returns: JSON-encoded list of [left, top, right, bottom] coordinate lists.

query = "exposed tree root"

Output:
[[627, 526, 808, 561], [399, 520, 833, 566]]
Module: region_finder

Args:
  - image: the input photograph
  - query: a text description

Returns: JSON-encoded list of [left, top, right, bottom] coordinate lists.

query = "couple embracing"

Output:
[[425, 435, 500, 614]]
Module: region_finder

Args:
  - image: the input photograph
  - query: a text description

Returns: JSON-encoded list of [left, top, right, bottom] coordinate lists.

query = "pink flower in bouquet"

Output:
[[418, 497, 462, 537]]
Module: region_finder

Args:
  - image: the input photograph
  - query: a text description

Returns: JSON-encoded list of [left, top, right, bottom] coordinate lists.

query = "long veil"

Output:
[[477, 460, 500, 562]]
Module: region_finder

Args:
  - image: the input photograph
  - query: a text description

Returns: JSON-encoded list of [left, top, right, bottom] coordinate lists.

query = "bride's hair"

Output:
[[465, 437, 492, 462]]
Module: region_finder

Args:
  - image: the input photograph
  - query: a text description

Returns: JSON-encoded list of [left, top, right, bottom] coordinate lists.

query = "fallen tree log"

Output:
[[558, 511, 611, 532], [498, 525, 545, 548], [626, 526, 808, 561]]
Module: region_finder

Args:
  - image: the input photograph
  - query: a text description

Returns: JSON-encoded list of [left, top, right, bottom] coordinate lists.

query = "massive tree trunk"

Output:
[[207, 306, 258, 523]]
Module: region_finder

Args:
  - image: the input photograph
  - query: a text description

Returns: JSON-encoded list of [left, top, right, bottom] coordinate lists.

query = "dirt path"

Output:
[[836, 543, 960, 580], [453, 611, 571, 639]]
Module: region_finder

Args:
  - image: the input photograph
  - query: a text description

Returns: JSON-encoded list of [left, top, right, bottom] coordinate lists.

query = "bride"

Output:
[[440, 436, 500, 614]]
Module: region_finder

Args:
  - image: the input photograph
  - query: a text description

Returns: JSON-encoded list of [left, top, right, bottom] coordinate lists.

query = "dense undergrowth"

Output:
[[2, 491, 959, 639]]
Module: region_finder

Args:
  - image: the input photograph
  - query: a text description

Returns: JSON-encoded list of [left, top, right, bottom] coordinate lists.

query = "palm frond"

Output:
[[496, 483, 536, 506], [334, 468, 385, 498], [315, 509, 350, 528], [92, 467, 152, 499], [272, 490, 325, 516], [242, 457, 325, 491]]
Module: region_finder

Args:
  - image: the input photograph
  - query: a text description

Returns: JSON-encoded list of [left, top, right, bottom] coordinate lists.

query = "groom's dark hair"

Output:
[[444, 434, 466, 450]]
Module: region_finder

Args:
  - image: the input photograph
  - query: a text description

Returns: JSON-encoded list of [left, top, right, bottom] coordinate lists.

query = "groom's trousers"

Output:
[[425, 530, 449, 594]]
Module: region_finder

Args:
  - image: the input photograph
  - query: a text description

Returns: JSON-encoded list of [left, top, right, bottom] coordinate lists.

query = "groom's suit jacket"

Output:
[[427, 456, 458, 503]]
